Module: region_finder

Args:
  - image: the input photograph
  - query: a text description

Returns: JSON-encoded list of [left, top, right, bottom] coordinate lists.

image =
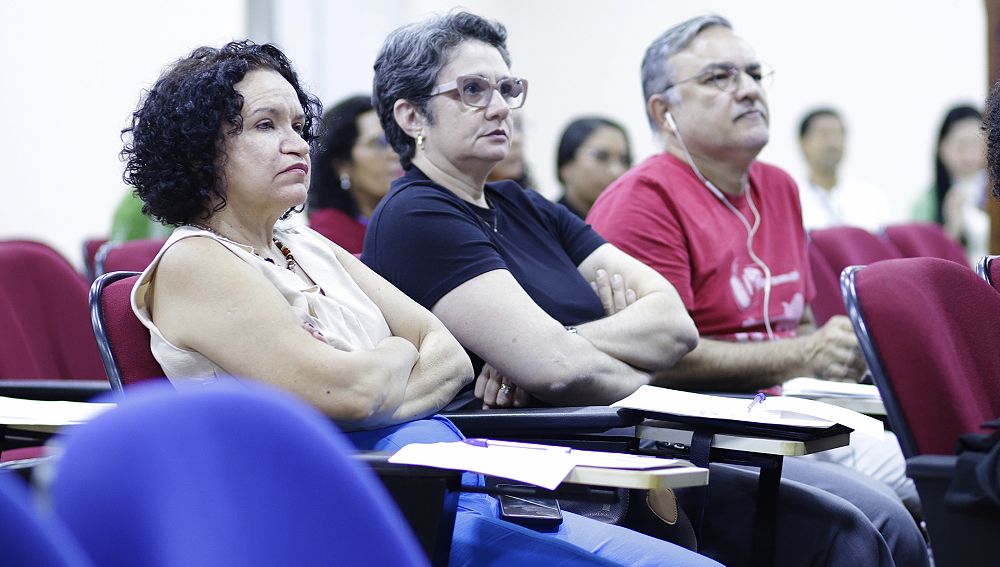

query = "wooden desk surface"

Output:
[[564, 462, 709, 490], [635, 420, 850, 456]]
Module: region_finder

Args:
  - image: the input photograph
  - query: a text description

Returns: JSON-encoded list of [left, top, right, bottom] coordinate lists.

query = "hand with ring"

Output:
[[475, 363, 532, 409]]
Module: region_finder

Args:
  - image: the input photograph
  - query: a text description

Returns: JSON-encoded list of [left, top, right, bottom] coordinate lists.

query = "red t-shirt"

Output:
[[587, 153, 815, 341], [308, 207, 367, 255]]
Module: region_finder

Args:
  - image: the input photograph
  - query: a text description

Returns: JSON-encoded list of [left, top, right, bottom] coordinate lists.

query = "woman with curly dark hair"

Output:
[[125, 40, 470, 424], [307, 95, 402, 254]]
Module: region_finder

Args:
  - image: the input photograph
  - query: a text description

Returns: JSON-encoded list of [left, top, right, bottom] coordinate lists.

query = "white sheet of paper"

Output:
[[389, 441, 577, 490], [388, 441, 693, 490], [567, 450, 689, 470], [0, 396, 116, 426], [611, 385, 884, 440], [782, 377, 881, 400], [761, 396, 884, 440]]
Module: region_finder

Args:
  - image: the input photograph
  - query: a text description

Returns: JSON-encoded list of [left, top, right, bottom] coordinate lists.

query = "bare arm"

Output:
[[575, 244, 698, 371], [430, 269, 653, 406], [149, 236, 470, 430], [653, 307, 865, 391], [330, 245, 474, 422]]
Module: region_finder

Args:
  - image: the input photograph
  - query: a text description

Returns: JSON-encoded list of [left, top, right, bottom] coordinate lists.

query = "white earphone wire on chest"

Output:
[[666, 111, 775, 340]]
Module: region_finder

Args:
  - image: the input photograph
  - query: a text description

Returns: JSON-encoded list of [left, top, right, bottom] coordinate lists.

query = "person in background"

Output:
[[484, 112, 536, 190], [122, 39, 724, 567], [307, 95, 403, 254], [109, 191, 174, 241], [556, 117, 632, 219], [912, 104, 989, 264], [795, 108, 897, 231], [364, 11, 925, 567]]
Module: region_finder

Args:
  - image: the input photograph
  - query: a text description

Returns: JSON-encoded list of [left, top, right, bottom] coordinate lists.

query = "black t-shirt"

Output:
[[362, 167, 607, 325]]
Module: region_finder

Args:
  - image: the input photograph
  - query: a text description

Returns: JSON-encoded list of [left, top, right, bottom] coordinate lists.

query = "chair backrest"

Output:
[[0, 470, 96, 567], [93, 239, 167, 279], [81, 238, 108, 283], [0, 241, 105, 381], [842, 257, 1000, 457], [975, 254, 1000, 292], [809, 226, 903, 278], [50, 382, 430, 567], [884, 222, 969, 266], [807, 242, 847, 326], [88, 272, 166, 393]]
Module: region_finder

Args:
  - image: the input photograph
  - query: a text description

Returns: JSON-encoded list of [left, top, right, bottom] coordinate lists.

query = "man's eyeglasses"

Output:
[[430, 75, 528, 109], [664, 63, 773, 93]]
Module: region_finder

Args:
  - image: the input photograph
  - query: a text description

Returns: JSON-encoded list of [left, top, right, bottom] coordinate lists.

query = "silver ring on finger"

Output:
[[500, 383, 512, 395]]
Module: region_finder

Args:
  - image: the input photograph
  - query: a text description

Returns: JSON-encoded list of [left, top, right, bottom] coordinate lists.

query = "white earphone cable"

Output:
[[666, 112, 775, 340]]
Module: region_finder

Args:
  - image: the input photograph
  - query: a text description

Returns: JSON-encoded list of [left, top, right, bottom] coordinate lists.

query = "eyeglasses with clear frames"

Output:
[[430, 75, 528, 109], [664, 62, 773, 93]]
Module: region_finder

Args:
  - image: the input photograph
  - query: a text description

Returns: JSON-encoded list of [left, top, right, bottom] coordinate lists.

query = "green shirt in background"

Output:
[[110, 192, 173, 241]]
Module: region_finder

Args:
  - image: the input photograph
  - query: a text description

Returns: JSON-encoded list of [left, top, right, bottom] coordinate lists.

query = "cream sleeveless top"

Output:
[[131, 223, 392, 386]]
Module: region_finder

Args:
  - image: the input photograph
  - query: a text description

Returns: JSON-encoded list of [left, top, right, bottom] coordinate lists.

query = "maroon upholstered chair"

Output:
[[88, 272, 167, 394], [0, 241, 105, 382], [843, 256, 1000, 567], [842, 257, 1000, 457], [807, 242, 847, 326], [884, 222, 970, 266], [809, 226, 903, 279], [93, 238, 167, 279], [975, 254, 1000, 293], [81, 238, 108, 282]]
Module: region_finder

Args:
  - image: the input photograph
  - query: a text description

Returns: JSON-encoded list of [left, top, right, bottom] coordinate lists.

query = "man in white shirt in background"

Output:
[[796, 108, 899, 231]]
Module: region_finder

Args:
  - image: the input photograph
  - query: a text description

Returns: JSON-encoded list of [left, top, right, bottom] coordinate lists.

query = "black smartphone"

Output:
[[497, 491, 563, 530]]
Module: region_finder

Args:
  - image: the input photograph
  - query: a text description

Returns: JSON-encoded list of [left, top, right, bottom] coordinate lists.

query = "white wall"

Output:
[[0, 1, 986, 267], [0, 0, 245, 268], [273, 0, 987, 205]]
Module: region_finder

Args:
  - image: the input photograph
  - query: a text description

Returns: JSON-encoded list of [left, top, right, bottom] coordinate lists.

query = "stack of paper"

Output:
[[0, 396, 116, 428], [389, 439, 693, 490], [611, 385, 884, 440], [781, 377, 880, 400], [780, 378, 885, 416]]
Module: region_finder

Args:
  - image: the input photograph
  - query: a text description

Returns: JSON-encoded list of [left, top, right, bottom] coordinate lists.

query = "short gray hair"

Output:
[[640, 14, 732, 129], [373, 12, 510, 170]]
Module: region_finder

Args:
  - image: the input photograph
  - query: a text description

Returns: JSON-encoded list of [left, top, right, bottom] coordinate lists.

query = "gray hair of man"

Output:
[[640, 14, 733, 130], [373, 11, 511, 170]]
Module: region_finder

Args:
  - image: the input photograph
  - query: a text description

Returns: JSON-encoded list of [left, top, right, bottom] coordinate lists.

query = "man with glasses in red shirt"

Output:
[[587, 13, 926, 560]]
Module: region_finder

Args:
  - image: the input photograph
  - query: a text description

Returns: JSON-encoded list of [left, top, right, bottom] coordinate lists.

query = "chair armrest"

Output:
[[905, 454, 958, 481]]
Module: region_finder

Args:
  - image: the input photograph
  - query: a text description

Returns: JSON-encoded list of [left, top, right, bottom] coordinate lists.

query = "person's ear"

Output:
[[393, 99, 426, 141], [648, 94, 671, 132]]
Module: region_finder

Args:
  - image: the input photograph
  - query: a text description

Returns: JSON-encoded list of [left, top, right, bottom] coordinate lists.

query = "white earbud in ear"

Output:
[[664, 111, 677, 133]]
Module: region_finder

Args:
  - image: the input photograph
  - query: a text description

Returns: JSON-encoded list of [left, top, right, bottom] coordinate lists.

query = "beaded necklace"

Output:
[[190, 224, 298, 272]]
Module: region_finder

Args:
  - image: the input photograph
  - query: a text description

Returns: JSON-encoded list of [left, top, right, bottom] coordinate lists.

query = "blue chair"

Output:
[[49, 382, 430, 567], [0, 470, 94, 567]]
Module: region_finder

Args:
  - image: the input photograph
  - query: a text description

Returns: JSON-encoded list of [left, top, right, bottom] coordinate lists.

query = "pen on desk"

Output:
[[462, 438, 571, 453], [747, 392, 765, 412]]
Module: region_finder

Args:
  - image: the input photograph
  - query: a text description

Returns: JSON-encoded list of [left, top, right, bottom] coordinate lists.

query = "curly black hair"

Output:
[[985, 85, 1000, 204], [122, 41, 323, 226]]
